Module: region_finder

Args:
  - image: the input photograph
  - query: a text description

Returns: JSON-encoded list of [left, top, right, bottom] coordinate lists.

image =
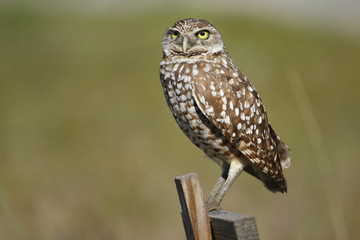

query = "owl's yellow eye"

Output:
[[171, 31, 180, 39], [197, 30, 210, 40]]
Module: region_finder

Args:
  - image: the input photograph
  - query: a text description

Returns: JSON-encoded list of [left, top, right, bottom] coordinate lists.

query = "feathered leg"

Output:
[[206, 160, 244, 211]]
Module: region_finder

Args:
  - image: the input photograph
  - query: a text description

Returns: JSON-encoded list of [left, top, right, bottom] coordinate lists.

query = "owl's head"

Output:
[[162, 18, 226, 57]]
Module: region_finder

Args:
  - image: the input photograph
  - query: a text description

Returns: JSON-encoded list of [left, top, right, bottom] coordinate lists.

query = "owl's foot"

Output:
[[206, 200, 221, 212]]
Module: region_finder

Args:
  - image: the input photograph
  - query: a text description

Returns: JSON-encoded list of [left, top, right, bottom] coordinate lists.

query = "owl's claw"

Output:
[[206, 200, 221, 212]]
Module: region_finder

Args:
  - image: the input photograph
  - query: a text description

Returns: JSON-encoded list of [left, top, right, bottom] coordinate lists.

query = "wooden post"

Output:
[[175, 173, 260, 240], [209, 211, 260, 240], [175, 173, 212, 240]]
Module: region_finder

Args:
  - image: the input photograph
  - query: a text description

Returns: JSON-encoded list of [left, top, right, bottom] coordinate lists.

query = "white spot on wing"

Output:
[[240, 112, 245, 121], [225, 115, 230, 125], [235, 108, 239, 116], [244, 101, 250, 108], [220, 89, 224, 97]]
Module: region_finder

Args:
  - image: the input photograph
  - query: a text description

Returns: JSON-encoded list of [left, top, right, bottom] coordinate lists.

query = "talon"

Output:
[[207, 204, 221, 212]]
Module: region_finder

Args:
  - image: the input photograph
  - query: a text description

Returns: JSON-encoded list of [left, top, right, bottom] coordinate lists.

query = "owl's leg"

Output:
[[206, 176, 225, 210], [207, 160, 244, 211], [206, 163, 229, 211]]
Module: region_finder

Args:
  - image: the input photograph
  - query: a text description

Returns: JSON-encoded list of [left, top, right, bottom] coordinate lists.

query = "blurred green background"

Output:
[[1, 1, 359, 240]]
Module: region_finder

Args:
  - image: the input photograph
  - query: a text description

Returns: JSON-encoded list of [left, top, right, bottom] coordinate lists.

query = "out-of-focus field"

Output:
[[0, 6, 359, 240]]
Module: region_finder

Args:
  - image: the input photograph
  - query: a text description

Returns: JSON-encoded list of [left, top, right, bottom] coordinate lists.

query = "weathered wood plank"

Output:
[[175, 173, 260, 240], [209, 210, 260, 240], [175, 173, 212, 240]]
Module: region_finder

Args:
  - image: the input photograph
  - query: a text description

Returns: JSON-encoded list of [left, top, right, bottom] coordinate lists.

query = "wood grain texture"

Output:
[[175, 173, 260, 240], [175, 173, 212, 240], [209, 210, 260, 240]]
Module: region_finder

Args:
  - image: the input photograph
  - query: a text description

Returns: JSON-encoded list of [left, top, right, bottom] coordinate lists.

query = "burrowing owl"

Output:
[[160, 18, 290, 210]]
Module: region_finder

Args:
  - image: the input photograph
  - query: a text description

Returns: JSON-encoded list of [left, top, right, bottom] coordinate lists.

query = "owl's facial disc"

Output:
[[165, 29, 213, 55], [162, 19, 226, 56], [165, 29, 197, 54]]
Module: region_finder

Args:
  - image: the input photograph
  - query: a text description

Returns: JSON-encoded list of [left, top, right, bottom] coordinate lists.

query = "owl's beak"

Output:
[[182, 37, 189, 53]]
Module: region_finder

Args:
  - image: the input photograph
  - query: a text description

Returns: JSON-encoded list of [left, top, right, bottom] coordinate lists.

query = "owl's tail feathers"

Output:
[[268, 124, 291, 169], [245, 164, 287, 193], [263, 176, 287, 193], [261, 124, 290, 193], [278, 140, 291, 169]]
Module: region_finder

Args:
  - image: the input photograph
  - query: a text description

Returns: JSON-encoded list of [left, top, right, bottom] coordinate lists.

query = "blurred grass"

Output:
[[0, 6, 360, 240]]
